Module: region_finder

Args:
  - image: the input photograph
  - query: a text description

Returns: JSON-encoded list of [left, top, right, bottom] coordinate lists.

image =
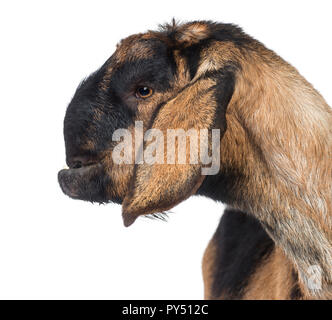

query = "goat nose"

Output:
[[66, 156, 87, 169], [66, 155, 100, 169], [72, 160, 83, 169]]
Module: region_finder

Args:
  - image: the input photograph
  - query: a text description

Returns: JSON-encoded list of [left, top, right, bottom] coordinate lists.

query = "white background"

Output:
[[0, 0, 331, 299]]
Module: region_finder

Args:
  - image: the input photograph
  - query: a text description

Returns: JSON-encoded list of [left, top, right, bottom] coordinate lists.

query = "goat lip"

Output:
[[71, 162, 98, 171], [57, 162, 104, 200], [60, 162, 102, 176]]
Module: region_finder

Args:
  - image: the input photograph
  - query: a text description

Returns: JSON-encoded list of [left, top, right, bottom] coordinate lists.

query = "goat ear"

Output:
[[122, 69, 235, 226]]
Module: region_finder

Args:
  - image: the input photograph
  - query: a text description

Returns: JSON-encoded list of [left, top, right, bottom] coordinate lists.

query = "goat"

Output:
[[58, 20, 332, 299]]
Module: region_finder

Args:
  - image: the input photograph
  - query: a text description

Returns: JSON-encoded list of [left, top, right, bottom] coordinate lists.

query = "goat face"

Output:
[[58, 33, 182, 204], [58, 22, 239, 225]]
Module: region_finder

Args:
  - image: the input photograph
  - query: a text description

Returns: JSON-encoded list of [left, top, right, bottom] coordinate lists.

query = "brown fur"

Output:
[[124, 24, 332, 298], [242, 248, 304, 300], [202, 240, 303, 300], [224, 46, 332, 299], [202, 238, 217, 299], [122, 77, 218, 225]]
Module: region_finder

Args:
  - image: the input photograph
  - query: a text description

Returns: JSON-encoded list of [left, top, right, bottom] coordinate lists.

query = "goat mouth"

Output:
[[58, 161, 106, 201], [61, 161, 100, 174]]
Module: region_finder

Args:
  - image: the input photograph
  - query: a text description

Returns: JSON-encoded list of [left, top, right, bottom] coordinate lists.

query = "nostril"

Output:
[[67, 156, 98, 169], [67, 155, 99, 169], [72, 161, 82, 169]]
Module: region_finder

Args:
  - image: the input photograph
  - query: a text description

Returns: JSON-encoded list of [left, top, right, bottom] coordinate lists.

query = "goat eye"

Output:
[[136, 86, 153, 98]]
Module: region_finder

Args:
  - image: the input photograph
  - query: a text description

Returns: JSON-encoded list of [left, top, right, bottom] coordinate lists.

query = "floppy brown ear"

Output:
[[122, 68, 236, 226]]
